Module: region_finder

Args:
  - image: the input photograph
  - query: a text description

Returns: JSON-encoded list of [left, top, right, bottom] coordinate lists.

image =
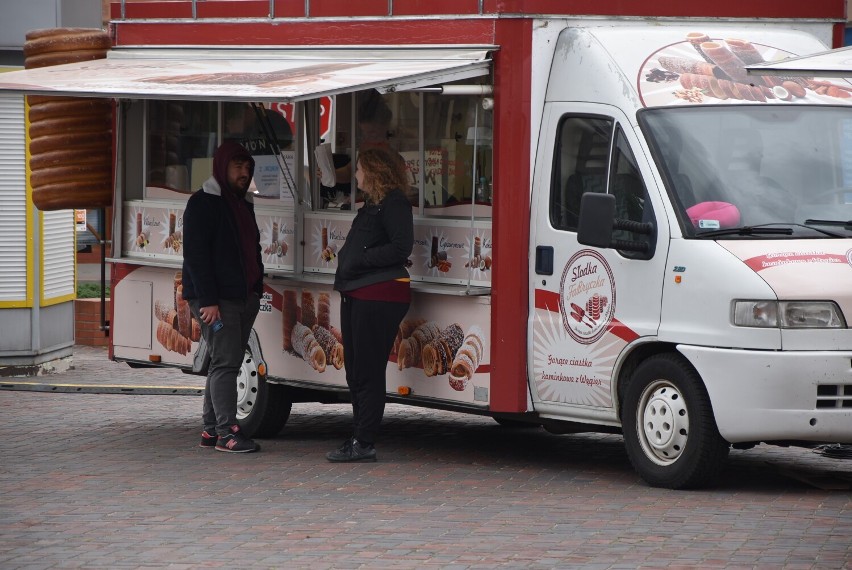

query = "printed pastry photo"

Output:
[[422, 323, 464, 377], [151, 272, 202, 355], [291, 322, 327, 372], [320, 226, 337, 262], [646, 32, 852, 106], [449, 325, 485, 391], [281, 289, 337, 373], [133, 212, 148, 248], [263, 240, 288, 256], [282, 290, 298, 351], [162, 230, 182, 252], [263, 221, 288, 257], [162, 212, 182, 252], [397, 320, 440, 370], [317, 292, 331, 330], [320, 244, 337, 262], [156, 320, 191, 355], [393, 317, 426, 356], [301, 291, 317, 330], [312, 324, 344, 369]]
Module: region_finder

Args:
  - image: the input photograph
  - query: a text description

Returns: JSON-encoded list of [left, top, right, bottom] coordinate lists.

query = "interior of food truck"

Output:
[[134, 87, 494, 214], [115, 71, 496, 292]]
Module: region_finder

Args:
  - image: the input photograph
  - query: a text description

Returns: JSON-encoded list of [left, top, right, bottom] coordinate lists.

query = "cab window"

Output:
[[609, 124, 653, 249], [550, 115, 654, 257], [550, 116, 612, 231]]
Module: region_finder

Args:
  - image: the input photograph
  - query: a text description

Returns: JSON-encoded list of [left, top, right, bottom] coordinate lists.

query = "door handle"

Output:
[[535, 245, 553, 275]]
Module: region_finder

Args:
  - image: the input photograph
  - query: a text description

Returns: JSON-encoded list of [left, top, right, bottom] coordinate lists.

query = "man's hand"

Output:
[[199, 305, 221, 325]]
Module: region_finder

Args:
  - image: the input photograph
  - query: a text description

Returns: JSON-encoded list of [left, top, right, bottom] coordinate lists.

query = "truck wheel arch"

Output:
[[614, 341, 676, 415]]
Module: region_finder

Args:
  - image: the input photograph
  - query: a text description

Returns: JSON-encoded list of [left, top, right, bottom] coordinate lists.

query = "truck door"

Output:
[[528, 104, 668, 421]]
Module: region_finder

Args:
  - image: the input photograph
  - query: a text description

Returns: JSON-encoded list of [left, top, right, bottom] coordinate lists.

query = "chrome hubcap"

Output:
[[637, 381, 689, 465], [235, 352, 260, 420]]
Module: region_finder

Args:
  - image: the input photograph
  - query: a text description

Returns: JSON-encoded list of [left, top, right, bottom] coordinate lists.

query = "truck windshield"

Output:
[[640, 105, 852, 238]]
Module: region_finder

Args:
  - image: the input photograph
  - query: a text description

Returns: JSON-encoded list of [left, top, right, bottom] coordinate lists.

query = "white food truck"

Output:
[[0, 0, 850, 488]]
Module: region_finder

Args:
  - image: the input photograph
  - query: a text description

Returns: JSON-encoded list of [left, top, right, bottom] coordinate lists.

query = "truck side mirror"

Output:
[[577, 192, 655, 255], [577, 192, 615, 248]]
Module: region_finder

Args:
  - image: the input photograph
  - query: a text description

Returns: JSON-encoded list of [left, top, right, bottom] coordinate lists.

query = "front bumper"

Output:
[[677, 346, 852, 444]]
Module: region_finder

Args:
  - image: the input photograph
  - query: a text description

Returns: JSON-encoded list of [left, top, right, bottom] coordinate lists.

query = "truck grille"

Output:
[[816, 384, 852, 408]]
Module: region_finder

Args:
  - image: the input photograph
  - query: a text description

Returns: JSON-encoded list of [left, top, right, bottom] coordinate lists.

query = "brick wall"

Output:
[[75, 298, 111, 347]]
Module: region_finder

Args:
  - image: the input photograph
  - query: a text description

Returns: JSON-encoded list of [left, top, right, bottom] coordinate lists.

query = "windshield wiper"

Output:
[[804, 219, 852, 233], [696, 225, 793, 238], [697, 222, 844, 239]]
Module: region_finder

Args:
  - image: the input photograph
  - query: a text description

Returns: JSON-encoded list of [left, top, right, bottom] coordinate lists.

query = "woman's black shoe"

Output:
[[326, 437, 377, 462]]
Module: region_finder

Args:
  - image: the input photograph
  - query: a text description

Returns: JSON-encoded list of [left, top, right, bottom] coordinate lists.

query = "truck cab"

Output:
[[529, 25, 852, 487]]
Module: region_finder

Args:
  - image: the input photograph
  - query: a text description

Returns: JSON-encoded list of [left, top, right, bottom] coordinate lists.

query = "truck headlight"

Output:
[[732, 300, 846, 328]]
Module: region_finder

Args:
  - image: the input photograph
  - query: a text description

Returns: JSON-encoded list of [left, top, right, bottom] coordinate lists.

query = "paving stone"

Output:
[[0, 345, 849, 568]]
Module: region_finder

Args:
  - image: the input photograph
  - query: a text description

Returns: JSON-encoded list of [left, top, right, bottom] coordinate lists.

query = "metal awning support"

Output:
[[746, 45, 852, 78]]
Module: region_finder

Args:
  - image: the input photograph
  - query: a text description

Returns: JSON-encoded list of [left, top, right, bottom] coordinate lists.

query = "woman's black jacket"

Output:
[[334, 188, 413, 292]]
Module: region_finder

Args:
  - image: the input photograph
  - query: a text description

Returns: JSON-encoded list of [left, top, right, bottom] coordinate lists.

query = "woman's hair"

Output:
[[358, 147, 409, 203]]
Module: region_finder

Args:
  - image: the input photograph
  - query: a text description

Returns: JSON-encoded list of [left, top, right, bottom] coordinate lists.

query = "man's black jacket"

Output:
[[181, 177, 264, 307]]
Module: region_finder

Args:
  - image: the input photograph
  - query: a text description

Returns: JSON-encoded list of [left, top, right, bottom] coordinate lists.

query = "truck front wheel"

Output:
[[622, 354, 729, 489]]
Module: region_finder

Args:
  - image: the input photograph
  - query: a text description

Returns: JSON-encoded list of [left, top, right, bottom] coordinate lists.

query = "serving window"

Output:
[[143, 100, 299, 206], [422, 91, 493, 214], [317, 86, 493, 217], [145, 100, 217, 196], [128, 84, 493, 287]]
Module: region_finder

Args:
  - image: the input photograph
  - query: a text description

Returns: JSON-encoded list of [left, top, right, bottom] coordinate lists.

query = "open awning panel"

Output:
[[0, 46, 494, 101], [747, 45, 852, 78]]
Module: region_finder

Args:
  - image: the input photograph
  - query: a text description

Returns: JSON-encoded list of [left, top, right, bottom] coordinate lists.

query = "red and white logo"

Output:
[[559, 250, 616, 345]]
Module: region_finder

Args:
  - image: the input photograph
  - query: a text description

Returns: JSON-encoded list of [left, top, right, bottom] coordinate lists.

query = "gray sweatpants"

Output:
[[190, 295, 260, 437]]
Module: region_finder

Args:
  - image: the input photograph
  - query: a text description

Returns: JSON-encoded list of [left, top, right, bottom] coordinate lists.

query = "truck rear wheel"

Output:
[[622, 354, 729, 489], [235, 350, 291, 439]]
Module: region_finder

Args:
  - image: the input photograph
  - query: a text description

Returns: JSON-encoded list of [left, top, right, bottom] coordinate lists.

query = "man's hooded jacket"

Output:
[[181, 142, 264, 307]]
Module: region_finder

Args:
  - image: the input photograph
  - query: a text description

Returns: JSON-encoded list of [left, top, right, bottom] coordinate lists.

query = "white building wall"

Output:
[[0, 93, 28, 304]]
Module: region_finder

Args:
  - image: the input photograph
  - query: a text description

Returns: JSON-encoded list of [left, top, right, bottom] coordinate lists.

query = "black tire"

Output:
[[235, 349, 292, 439], [622, 353, 729, 489]]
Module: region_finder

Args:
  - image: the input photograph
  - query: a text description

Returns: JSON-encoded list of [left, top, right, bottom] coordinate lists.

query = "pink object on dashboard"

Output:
[[686, 201, 741, 228]]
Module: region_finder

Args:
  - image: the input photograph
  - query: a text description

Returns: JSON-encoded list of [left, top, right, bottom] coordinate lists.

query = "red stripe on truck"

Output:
[[607, 319, 640, 343], [535, 289, 561, 313]]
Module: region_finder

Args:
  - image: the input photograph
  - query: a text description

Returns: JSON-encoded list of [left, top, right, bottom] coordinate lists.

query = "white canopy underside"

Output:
[[0, 46, 494, 101]]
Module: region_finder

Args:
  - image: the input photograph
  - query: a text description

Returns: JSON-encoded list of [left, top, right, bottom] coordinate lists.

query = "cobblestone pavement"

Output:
[[1, 346, 850, 569]]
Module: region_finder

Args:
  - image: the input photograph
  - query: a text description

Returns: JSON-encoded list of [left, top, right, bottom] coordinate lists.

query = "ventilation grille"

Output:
[[815, 384, 852, 409]]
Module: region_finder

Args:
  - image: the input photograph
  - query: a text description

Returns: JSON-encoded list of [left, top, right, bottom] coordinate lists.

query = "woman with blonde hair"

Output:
[[328, 147, 414, 462]]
